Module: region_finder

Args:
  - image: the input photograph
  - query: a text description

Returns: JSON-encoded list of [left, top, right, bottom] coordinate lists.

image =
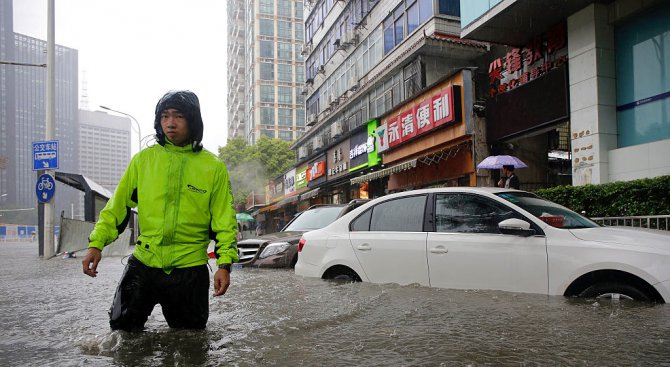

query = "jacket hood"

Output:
[[154, 90, 204, 152]]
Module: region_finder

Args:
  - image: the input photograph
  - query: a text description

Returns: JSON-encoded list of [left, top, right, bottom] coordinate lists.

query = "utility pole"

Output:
[[41, 0, 56, 258]]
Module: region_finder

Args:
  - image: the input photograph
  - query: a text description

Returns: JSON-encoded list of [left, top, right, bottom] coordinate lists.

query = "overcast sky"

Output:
[[13, 0, 229, 155]]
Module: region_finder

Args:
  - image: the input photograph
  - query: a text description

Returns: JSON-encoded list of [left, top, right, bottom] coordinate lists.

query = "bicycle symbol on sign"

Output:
[[37, 176, 54, 190]]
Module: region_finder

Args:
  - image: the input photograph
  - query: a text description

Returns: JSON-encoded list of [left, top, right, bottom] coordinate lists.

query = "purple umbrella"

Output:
[[476, 155, 528, 169]]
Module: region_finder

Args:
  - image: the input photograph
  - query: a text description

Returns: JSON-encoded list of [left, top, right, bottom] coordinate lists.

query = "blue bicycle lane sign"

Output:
[[36, 173, 56, 203]]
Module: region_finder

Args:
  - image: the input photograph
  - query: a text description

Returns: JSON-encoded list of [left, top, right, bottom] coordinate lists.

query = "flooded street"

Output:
[[1, 241, 669, 366]]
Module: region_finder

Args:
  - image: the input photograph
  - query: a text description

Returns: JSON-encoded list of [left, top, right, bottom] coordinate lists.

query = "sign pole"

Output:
[[42, 0, 56, 258]]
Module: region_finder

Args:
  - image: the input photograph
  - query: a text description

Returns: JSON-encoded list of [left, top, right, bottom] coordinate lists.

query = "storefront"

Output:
[[354, 70, 475, 192], [485, 21, 572, 189]]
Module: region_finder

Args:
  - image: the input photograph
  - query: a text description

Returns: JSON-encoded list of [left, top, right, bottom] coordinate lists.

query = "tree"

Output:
[[218, 136, 296, 210]]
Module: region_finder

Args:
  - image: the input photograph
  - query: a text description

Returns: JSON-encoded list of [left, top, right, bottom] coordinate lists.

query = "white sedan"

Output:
[[295, 188, 670, 302]]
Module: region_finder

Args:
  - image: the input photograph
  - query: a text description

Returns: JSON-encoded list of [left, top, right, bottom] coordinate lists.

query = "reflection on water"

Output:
[[1, 242, 669, 366]]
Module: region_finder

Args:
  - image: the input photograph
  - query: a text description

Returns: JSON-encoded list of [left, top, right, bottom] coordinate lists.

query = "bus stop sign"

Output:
[[33, 140, 59, 170]]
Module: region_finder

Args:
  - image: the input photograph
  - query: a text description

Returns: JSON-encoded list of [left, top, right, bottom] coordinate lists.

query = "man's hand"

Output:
[[82, 248, 102, 277], [213, 268, 231, 297]]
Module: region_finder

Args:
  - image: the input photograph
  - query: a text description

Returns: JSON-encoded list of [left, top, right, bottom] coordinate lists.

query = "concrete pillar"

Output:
[[567, 3, 617, 185]]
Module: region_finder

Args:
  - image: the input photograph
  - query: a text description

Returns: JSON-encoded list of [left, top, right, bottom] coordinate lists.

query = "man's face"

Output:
[[160, 108, 190, 146]]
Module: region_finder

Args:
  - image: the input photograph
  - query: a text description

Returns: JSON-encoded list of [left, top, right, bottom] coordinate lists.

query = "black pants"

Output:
[[109, 256, 210, 331]]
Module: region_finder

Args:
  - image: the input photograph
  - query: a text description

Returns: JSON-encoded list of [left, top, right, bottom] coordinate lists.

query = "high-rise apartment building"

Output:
[[78, 110, 131, 193], [227, 0, 307, 145]]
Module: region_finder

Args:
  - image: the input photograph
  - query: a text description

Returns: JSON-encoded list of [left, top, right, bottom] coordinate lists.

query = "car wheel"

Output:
[[326, 267, 361, 283], [578, 282, 651, 302]]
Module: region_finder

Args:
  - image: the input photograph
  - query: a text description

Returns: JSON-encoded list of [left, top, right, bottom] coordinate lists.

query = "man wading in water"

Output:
[[82, 90, 238, 331]]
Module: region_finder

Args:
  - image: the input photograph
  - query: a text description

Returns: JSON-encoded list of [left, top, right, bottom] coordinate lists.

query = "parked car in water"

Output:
[[295, 187, 670, 302], [236, 199, 369, 268]]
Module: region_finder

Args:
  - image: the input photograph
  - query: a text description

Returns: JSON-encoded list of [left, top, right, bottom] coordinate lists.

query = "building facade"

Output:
[[251, 0, 494, 225], [227, 0, 307, 145], [227, 0, 246, 140], [0, 0, 79, 223], [460, 0, 670, 185], [78, 110, 131, 193]]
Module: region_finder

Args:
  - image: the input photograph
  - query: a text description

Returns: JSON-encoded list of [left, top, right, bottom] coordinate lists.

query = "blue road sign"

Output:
[[32, 140, 59, 170], [36, 173, 56, 203]]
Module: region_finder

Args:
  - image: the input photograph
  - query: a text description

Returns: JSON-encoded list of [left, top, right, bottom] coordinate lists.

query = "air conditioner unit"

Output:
[[300, 43, 311, 56], [333, 38, 341, 47], [317, 65, 325, 74], [348, 76, 359, 89], [328, 93, 339, 106], [313, 135, 324, 150], [331, 121, 343, 138], [349, 30, 360, 45], [298, 146, 308, 159], [307, 113, 317, 126], [301, 86, 309, 95]]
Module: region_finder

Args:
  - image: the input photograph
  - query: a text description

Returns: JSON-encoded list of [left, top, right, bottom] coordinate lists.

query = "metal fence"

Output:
[[590, 215, 670, 231]]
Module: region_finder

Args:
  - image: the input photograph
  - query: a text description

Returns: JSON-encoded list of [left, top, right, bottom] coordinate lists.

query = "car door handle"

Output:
[[429, 246, 448, 254], [356, 243, 372, 252]]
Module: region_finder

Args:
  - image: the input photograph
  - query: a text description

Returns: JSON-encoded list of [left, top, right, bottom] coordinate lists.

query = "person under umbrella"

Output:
[[497, 164, 520, 189]]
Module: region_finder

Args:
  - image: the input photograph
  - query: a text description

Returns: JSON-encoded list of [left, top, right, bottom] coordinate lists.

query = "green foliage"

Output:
[[255, 136, 296, 178], [535, 175, 670, 217], [217, 136, 296, 209]]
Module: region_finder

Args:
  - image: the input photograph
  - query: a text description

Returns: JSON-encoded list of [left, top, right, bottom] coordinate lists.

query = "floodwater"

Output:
[[1, 241, 669, 366]]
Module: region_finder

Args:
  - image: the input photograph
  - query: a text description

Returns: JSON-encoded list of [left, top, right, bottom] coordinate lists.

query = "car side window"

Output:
[[435, 194, 522, 234], [351, 209, 372, 231], [369, 195, 426, 232]]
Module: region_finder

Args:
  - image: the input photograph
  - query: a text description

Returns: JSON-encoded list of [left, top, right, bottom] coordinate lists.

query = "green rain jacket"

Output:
[[88, 142, 239, 273]]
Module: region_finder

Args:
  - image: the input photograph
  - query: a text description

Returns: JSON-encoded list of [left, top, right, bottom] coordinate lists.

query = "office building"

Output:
[[78, 110, 131, 193], [0, 0, 79, 223]]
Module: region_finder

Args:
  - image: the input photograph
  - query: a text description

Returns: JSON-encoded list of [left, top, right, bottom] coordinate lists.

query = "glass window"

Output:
[[278, 42, 292, 60], [261, 107, 275, 125], [260, 63, 274, 80], [278, 130, 294, 141], [262, 129, 275, 138], [295, 22, 304, 42], [418, 0, 432, 24], [615, 2, 670, 147], [278, 64, 292, 81], [370, 195, 426, 232], [383, 17, 394, 55], [278, 86, 293, 104], [436, 194, 524, 234], [438, 0, 460, 16], [259, 19, 274, 36], [495, 192, 599, 229], [260, 40, 274, 58], [278, 108, 293, 126], [260, 85, 275, 102], [278, 21, 292, 38], [351, 209, 372, 231], [278, 0, 291, 16], [407, 2, 419, 34], [296, 109, 305, 126], [286, 206, 343, 231], [295, 2, 303, 18], [260, 0, 274, 15]]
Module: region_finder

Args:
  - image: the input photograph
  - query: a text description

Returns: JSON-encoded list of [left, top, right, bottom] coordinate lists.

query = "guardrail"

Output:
[[590, 215, 670, 231]]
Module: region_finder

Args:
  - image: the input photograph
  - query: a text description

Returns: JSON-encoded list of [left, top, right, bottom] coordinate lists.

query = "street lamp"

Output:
[[100, 105, 142, 153]]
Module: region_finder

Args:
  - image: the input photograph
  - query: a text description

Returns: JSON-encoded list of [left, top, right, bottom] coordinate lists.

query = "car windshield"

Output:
[[283, 206, 344, 231], [495, 192, 600, 229]]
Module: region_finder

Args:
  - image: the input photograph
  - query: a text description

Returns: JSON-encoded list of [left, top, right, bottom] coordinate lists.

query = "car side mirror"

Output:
[[498, 218, 536, 237]]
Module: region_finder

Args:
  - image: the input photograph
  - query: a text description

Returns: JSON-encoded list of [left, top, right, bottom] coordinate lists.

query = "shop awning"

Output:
[[299, 187, 320, 201], [350, 159, 417, 185], [276, 195, 299, 207]]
